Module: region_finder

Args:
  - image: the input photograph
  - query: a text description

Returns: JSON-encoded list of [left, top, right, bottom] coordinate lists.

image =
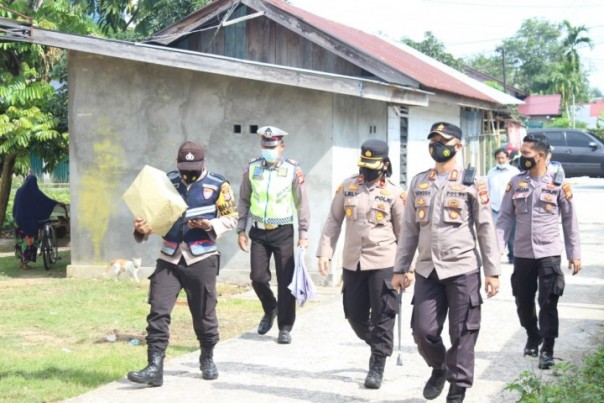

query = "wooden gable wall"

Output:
[[170, 5, 373, 78]]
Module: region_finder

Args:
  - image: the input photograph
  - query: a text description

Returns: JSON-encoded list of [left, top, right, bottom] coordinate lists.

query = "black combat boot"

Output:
[[364, 354, 386, 389], [446, 383, 466, 403], [127, 350, 164, 387], [199, 346, 219, 380], [523, 327, 542, 357], [423, 367, 447, 400]]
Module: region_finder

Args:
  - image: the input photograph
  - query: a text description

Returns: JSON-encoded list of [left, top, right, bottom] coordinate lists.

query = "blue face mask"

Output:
[[261, 148, 280, 163], [496, 163, 508, 169]]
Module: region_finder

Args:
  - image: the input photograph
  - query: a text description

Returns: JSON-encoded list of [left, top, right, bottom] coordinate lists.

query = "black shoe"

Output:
[[127, 351, 164, 387], [538, 352, 554, 369], [523, 335, 542, 357], [364, 354, 386, 389], [199, 347, 219, 380], [423, 368, 447, 400], [277, 330, 291, 344], [446, 383, 466, 403], [257, 308, 277, 335]]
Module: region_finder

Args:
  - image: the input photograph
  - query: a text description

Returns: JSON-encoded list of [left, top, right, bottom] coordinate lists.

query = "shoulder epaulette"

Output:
[[167, 170, 181, 180], [248, 156, 262, 164], [285, 157, 299, 166], [207, 171, 227, 183]]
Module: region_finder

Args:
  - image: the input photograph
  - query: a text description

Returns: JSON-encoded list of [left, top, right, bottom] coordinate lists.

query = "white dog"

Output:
[[107, 257, 141, 282]]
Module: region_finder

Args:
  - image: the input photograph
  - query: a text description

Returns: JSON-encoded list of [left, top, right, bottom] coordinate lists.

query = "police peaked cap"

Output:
[[358, 139, 392, 176], [427, 122, 462, 140], [257, 126, 288, 147]]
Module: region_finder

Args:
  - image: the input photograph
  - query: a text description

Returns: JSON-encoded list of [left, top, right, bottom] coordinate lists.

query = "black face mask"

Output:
[[360, 167, 383, 182], [429, 142, 456, 163], [180, 170, 202, 184], [519, 156, 537, 171]]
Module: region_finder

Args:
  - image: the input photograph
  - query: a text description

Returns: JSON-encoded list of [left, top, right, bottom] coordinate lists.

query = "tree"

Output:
[[402, 31, 465, 72], [498, 18, 564, 94], [72, 0, 211, 39], [0, 1, 93, 228], [559, 20, 593, 126]]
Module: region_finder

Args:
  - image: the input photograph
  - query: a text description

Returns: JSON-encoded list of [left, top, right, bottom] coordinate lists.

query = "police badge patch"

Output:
[[562, 183, 573, 199]]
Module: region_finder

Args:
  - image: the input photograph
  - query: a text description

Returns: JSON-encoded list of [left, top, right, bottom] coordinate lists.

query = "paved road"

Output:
[[66, 178, 604, 403]]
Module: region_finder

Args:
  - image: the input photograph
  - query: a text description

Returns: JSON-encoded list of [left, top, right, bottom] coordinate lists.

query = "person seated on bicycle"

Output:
[[12, 175, 61, 270]]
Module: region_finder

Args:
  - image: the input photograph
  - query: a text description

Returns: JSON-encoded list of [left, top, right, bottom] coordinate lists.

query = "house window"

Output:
[[234, 125, 241, 133], [250, 125, 258, 134]]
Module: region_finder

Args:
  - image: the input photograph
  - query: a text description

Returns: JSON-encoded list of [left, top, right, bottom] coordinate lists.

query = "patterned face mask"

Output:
[[180, 169, 202, 184], [429, 141, 456, 163], [519, 156, 537, 170]]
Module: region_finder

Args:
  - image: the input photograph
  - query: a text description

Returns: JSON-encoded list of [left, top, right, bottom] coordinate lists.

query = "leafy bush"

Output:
[[505, 343, 604, 402]]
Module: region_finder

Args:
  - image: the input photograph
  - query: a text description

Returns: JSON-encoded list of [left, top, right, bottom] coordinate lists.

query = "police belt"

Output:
[[253, 221, 285, 230]]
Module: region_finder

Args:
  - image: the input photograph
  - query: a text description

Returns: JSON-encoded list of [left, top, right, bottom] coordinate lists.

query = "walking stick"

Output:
[[396, 289, 403, 366]]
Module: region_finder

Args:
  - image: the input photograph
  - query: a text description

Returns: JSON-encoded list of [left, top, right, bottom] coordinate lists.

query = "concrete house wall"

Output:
[[67, 51, 389, 283]]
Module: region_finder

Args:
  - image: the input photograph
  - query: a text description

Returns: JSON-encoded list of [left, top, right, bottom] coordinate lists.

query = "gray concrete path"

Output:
[[65, 178, 604, 403]]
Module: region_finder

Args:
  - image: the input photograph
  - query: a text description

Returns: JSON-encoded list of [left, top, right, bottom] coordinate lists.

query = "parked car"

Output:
[[527, 128, 604, 178]]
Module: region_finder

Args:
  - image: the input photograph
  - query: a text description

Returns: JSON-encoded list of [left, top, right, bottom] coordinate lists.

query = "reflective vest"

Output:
[[248, 158, 296, 225], [162, 170, 224, 256]]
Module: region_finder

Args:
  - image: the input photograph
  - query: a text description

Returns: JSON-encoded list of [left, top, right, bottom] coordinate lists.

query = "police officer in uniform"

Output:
[[317, 139, 406, 389], [237, 126, 310, 344], [392, 122, 500, 403], [128, 141, 238, 386], [496, 132, 580, 370]]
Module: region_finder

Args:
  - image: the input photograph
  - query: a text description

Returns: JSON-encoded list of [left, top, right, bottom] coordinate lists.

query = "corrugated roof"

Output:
[[517, 94, 562, 116], [153, 0, 521, 106], [259, 0, 521, 105]]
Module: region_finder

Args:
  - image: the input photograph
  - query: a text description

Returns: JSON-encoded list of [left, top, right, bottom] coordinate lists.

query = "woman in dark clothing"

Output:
[[12, 175, 58, 269]]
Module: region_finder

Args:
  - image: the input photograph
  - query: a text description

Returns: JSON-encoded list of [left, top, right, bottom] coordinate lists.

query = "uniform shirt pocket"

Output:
[[538, 192, 559, 214], [414, 195, 430, 223], [368, 202, 390, 225], [443, 197, 465, 225], [512, 191, 529, 214], [344, 197, 358, 221]]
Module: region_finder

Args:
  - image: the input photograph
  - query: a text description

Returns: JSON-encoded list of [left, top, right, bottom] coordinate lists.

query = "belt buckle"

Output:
[[264, 223, 277, 230]]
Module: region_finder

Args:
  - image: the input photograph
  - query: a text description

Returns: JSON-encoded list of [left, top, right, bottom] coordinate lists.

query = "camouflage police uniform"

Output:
[[495, 170, 580, 359]]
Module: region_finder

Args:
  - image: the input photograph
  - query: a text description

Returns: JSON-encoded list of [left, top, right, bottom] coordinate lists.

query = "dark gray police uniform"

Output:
[[394, 167, 500, 388], [495, 171, 580, 355]]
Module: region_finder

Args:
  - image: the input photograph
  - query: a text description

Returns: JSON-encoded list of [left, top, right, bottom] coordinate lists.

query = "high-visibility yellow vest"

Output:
[[248, 158, 296, 225]]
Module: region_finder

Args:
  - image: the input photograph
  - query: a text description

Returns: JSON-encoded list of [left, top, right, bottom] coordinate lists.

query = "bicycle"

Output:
[[38, 218, 59, 270]]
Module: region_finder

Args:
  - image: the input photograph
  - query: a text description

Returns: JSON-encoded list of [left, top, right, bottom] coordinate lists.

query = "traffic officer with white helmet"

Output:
[[317, 139, 406, 390], [392, 122, 500, 403], [237, 126, 310, 344], [496, 132, 581, 370]]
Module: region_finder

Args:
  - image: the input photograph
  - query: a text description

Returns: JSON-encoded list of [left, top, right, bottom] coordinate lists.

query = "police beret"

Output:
[[427, 122, 462, 140], [177, 141, 205, 170], [257, 126, 288, 147], [358, 139, 389, 170]]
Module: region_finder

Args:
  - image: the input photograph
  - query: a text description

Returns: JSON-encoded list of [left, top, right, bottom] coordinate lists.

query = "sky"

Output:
[[290, 0, 604, 94]]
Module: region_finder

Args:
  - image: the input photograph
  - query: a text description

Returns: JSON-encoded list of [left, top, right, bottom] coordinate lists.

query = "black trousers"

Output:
[[411, 270, 482, 388], [146, 255, 220, 352], [249, 224, 296, 332], [342, 266, 397, 357], [512, 256, 564, 345]]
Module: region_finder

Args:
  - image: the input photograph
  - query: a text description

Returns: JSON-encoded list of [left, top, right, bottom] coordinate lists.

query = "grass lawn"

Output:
[[0, 251, 261, 402]]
